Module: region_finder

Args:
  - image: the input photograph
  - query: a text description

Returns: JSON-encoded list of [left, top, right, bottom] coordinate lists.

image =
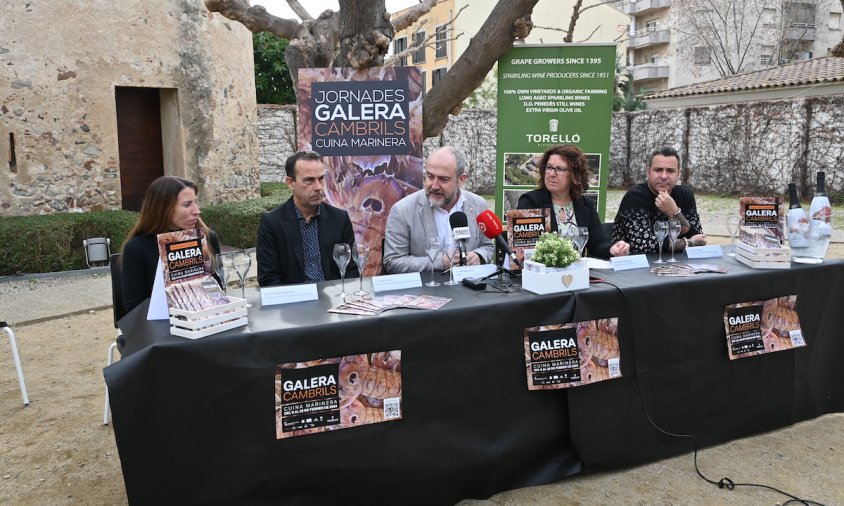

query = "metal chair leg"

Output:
[[103, 338, 118, 425], [2, 323, 30, 406]]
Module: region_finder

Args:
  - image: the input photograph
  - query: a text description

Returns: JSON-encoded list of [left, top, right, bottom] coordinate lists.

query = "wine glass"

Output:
[[442, 237, 459, 286], [425, 237, 441, 287], [332, 243, 351, 298], [667, 219, 681, 263], [232, 250, 251, 300], [726, 215, 740, 257], [352, 242, 370, 298], [653, 221, 669, 264], [214, 253, 233, 294], [573, 226, 589, 257]]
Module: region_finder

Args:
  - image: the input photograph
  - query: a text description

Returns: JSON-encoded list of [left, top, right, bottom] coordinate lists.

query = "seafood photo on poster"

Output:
[[723, 295, 804, 360], [275, 351, 403, 439], [507, 208, 552, 270], [297, 68, 424, 276], [524, 318, 621, 391]]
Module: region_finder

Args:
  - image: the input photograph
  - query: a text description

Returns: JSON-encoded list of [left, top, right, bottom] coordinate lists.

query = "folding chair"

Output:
[[104, 253, 127, 425], [1, 321, 30, 406]]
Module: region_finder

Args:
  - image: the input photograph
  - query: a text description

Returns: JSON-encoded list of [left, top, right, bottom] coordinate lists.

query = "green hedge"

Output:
[[0, 211, 137, 275], [0, 184, 291, 275]]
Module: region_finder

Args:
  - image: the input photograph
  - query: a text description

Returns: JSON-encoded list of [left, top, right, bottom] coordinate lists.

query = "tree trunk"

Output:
[[335, 0, 394, 68], [423, 0, 539, 138]]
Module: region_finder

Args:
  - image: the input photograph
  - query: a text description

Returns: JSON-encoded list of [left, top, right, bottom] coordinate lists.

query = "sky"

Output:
[[252, 1, 420, 19]]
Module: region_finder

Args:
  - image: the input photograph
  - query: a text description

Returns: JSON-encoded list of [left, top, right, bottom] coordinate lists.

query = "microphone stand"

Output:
[[480, 241, 520, 285]]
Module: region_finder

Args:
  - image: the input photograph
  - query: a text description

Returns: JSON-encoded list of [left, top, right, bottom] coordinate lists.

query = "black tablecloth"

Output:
[[105, 257, 844, 505]]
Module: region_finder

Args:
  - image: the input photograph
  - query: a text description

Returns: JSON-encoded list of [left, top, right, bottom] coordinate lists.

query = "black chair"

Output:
[[103, 253, 126, 425]]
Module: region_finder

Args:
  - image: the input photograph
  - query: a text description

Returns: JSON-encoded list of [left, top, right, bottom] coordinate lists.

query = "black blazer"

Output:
[[256, 198, 359, 286], [517, 188, 613, 259]]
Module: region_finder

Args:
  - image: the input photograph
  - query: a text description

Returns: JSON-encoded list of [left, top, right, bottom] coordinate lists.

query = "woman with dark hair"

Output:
[[517, 144, 629, 259], [121, 176, 222, 312]]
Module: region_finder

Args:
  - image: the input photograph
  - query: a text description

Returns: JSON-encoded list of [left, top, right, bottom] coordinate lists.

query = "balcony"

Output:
[[629, 27, 670, 48], [631, 63, 669, 81], [620, 0, 672, 15], [785, 23, 816, 40]]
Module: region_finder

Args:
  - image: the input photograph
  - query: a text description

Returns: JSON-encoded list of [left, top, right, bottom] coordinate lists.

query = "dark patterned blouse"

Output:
[[611, 183, 703, 254]]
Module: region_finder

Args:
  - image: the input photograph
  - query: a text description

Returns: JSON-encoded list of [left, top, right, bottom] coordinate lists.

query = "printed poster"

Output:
[[297, 67, 423, 276], [524, 318, 621, 390], [275, 351, 402, 439], [157, 229, 230, 312], [738, 196, 784, 247], [496, 44, 616, 223], [723, 295, 805, 360], [506, 208, 552, 270]]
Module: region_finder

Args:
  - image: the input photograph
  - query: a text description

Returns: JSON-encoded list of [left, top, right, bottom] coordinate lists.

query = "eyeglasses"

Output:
[[544, 165, 570, 175]]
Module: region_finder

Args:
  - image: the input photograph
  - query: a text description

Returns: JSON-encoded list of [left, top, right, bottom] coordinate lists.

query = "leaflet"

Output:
[[723, 295, 805, 360]]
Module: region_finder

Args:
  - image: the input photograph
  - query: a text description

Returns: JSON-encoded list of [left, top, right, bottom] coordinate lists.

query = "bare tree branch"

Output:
[[578, 24, 602, 43], [564, 0, 584, 43], [391, 0, 439, 31], [423, 0, 540, 138], [286, 0, 313, 21], [385, 5, 468, 66], [205, 0, 303, 39]]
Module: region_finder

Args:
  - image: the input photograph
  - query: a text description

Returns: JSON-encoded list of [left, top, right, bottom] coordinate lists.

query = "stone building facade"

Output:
[[0, 0, 259, 216]]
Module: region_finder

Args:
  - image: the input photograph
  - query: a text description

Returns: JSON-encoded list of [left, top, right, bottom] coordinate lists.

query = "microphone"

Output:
[[476, 209, 522, 268], [449, 211, 470, 266]]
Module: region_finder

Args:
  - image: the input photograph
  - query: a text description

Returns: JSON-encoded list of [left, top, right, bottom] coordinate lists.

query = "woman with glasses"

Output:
[[517, 144, 629, 259]]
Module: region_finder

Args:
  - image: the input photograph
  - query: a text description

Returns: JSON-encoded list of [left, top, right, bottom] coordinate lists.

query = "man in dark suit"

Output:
[[257, 151, 359, 286]]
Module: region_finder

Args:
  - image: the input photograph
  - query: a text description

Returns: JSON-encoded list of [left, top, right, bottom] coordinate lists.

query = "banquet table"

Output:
[[104, 257, 844, 505]]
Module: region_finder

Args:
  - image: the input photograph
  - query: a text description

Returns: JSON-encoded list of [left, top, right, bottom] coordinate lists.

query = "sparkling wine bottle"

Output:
[[785, 182, 810, 250], [806, 171, 832, 258]]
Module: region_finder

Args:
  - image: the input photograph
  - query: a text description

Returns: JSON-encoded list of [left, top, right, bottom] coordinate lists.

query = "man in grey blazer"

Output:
[[383, 146, 494, 274]]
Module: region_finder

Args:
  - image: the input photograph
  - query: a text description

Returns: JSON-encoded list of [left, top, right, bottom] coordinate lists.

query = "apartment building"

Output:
[[391, 0, 630, 93], [616, 0, 844, 94]]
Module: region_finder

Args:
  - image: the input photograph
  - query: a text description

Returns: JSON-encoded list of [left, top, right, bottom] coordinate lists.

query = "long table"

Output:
[[105, 258, 844, 505]]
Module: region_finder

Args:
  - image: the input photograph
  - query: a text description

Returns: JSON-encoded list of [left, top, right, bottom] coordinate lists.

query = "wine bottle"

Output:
[[786, 182, 809, 249], [807, 171, 832, 258]]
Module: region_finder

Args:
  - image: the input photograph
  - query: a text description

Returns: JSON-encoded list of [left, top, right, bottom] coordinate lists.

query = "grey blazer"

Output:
[[383, 189, 495, 274]]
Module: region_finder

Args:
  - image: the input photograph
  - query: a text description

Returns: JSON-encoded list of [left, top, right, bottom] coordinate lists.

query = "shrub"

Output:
[[0, 211, 137, 275]]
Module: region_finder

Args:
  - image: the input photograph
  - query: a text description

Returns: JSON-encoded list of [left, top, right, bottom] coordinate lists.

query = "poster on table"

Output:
[[506, 208, 552, 270], [723, 295, 805, 360], [524, 318, 621, 390], [297, 68, 423, 276], [157, 229, 229, 312], [275, 351, 402, 439], [738, 196, 784, 247], [496, 44, 616, 223]]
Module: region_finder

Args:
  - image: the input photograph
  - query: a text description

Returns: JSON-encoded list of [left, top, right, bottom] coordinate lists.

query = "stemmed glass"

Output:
[[653, 221, 669, 264], [332, 243, 351, 298], [442, 237, 460, 286], [573, 226, 589, 257], [352, 242, 371, 298], [215, 253, 234, 294], [425, 237, 441, 287], [726, 215, 740, 257], [232, 250, 251, 300], [667, 219, 681, 263]]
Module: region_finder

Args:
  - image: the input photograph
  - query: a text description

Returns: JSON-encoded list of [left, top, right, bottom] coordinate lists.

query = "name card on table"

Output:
[[261, 283, 319, 306], [371, 273, 422, 293], [610, 254, 650, 271], [685, 245, 724, 259], [452, 264, 497, 282]]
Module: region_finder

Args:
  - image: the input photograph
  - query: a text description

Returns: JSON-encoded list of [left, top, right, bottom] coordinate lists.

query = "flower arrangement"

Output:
[[530, 232, 580, 268]]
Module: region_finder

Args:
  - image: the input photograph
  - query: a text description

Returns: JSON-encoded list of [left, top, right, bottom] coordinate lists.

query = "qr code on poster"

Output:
[[789, 329, 806, 347], [383, 397, 401, 420], [608, 358, 621, 378]]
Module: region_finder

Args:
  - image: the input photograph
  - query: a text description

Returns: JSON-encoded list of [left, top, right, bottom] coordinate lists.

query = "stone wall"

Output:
[[0, 0, 259, 216], [257, 96, 844, 201]]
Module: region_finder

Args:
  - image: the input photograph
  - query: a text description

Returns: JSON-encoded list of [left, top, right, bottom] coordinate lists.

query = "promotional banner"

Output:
[[524, 318, 621, 390], [297, 68, 424, 275], [506, 208, 552, 270], [496, 44, 616, 223], [723, 295, 805, 360], [275, 351, 402, 439]]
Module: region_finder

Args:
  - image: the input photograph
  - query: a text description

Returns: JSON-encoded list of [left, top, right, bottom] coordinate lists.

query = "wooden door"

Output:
[[115, 87, 164, 211]]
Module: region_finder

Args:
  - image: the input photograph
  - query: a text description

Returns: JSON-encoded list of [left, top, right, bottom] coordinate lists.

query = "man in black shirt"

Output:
[[612, 146, 707, 254]]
